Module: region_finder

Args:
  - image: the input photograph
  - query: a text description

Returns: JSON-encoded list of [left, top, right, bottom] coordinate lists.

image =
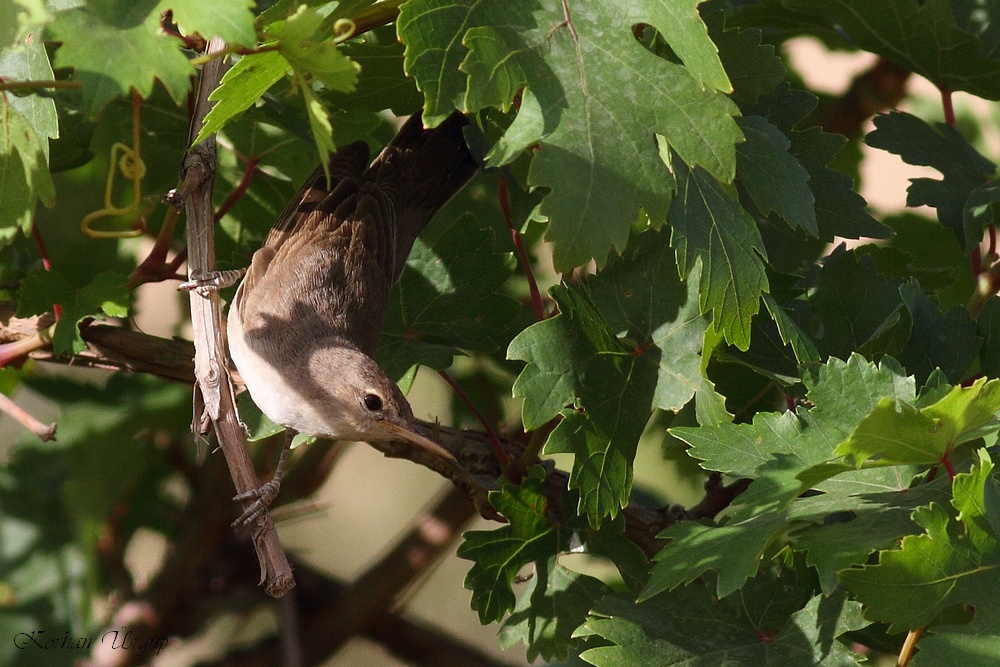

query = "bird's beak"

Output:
[[380, 420, 455, 460]]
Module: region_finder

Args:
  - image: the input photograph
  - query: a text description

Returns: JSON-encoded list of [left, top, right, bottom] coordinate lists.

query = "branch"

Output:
[[9, 314, 702, 555], [170, 36, 294, 597]]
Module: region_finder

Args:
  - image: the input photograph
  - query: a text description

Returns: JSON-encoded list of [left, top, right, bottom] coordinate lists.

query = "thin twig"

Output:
[[177, 36, 294, 597], [0, 391, 56, 441], [897, 626, 923, 667]]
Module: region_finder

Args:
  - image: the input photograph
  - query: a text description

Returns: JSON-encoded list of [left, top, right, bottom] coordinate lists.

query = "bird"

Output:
[[221, 113, 477, 522]]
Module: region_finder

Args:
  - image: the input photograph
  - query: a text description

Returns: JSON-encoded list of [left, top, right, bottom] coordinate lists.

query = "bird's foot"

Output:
[[178, 268, 246, 296], [232, 430, 292, 528]]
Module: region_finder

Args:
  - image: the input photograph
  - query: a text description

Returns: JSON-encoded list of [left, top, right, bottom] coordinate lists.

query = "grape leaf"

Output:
[[161, 0, 256, 48], [643, 457, 805, 599], [710, 14, 785, 104], [509, 230, 707, 524], [789, 125, 891, 241], [399, 0, 741, 270], [762, 292, 820, 363], [0, 95, 55, 245], [837, 377, 1000, 467], [194, 50, 289, 146], [498, 558, 610, 662], [510, 287, 651, 525], [805, 354, 916, 439], [782, 0, 1000, 100], [840, 450, 1000, 632], [301, 84, 336, 171], [328, 41, 422, 114], [807, 245, 903, 360], [15, 270, 130, 355], [979, 296, 1000, 379], [0, 34, 58, 158], [50, 0, 194, 114], [736, 115, 817, 235], [267, 4, 359, 93], [378, 213, 518, 380], [582, 575, 864, 666], [897, 279, 981, 384], [673, 410, 836, 480], [457, 470, 565, 624], [0, 0, 49, 50], [669, 159, 768, 350], [866, 111, 996, 250], [588, 228, 710, 415], [791, 482, 950, 593]]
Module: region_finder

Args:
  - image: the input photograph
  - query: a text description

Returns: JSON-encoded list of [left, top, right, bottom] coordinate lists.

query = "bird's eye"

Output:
[[363, 393, 383, 411]]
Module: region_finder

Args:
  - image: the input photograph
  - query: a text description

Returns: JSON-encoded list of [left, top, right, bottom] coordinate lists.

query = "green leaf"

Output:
[[841, 449, 1000, 632], [669, 159, 768, 350], [588, 228, 710, 415], [0, 32, 58, 157], [805, 354, 916, 440], [0, 99, 55, 245], [399, 0, 741, 269], [0, 0, 50, 50], [267, 4, 359, 92], [301, 83, 336, 169], [498, 558, 610, 662], [457, 470, 564, 624], [837, 378, 1000, 467], [673, 410, 834, 480], [581, 575, 864, 666], [194, 49, 289, 145], [735, 115, 817, 235], [16, 270, 130, 355], [788, 125, 891, 240], [897, 279, 981, 384], [711, 15, 785, 104], [328, 41, 422, 114], [160, 0, 257, 47], [791, 482, 950, 593], [50, 0, 194, 114], [978, 296, 1000, 379], [762, 292, 820, 363], [510, 287, 649, 524], [782, 0, 1000, 100], [866, 111, 996, 250], [807, 245, 902, 360], [378, 213, 519, 379], [509, 230, 708, 524], [643, 457, 803, 599]]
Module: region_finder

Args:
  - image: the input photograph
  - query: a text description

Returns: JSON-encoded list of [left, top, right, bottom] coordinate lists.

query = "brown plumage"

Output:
[[227, 113, 476, 452]]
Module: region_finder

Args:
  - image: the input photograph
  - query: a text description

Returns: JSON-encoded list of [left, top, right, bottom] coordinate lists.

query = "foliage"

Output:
[[3, 0, 1000, 665]]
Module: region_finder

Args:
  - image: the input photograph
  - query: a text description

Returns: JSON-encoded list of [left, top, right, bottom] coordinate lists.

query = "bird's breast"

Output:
[[228, 282, 335, 437]]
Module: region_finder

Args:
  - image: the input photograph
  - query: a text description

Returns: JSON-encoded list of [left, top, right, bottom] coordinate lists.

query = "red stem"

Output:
[[498, 175, 546, 320], [215, 155, 259, 222], [989, 224, 997, 259], [30, 221, 61, 321], [941, 88, 955, 127], [940, 448, 957, 480], [438, 370, 508, 467]]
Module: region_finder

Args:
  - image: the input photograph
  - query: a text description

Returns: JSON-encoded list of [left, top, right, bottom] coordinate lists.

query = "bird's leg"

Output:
[[178, 267, 247, 296], [232, 428, 294, 528]]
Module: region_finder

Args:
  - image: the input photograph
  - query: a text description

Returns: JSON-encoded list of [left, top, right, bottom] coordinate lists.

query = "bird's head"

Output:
[[307, 344, 453, 460]]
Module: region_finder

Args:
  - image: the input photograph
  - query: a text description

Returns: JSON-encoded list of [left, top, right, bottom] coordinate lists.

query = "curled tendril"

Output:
[[332, 18, 356, 44], [81, 93, 148, 239], [80, 142, 148, 239]]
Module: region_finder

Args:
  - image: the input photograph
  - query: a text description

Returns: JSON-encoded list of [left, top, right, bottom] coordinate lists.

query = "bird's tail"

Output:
[[368, 112, 479, 281]]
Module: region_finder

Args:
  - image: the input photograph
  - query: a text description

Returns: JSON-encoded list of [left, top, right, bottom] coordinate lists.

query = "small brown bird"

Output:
[[223, 113, 477, 517]]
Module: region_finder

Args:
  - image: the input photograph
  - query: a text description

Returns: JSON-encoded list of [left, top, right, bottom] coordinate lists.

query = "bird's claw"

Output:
[[178, 268, 246, 295], [232, 479, 281, 528]]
